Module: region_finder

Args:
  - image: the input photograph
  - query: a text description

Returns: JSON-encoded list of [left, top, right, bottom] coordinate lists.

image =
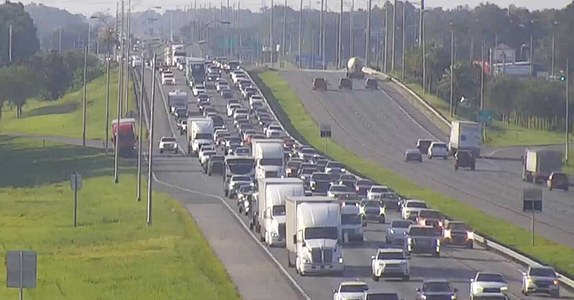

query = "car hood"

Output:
[[337, 293, 365, 300], [477, 282, 508, 289], [389, 228, 409, 235], [305, 239, 338, 248], [528, 275, 557, 281], [375, 259, 406, 264]]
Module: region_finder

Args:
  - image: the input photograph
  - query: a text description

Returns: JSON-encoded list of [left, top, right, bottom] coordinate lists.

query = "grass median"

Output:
[[0, 68, 136, 141], [254, 69, 574, 277], [0, 136, 241, 300]]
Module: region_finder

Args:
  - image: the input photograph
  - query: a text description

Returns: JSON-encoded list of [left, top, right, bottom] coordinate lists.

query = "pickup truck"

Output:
[[333, 281, 369, 300], [371, 248, 409, 281]]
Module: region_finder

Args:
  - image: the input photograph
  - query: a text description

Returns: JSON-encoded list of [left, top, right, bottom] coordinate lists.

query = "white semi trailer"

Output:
[[286, 196, 344, 276], [256, 178, 305, 247]]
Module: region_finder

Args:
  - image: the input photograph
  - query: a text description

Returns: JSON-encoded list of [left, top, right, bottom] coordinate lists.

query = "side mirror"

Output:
[[292, 234, 297, 244]]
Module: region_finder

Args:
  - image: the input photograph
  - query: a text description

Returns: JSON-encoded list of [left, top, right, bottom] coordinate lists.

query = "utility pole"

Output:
[[365, 0, 372, 66], [147, 55, 157, 225], [82, 45, 88, 147], [552, 21, 557, 76], [338, 0, 343, 68], [391, 0, 397, 72], [298, 0, 303, 68], [349, 0, 354, 58], [383, 6, 388, 73], [401, 1, 406, 81], [105, 56, 111, 152], [114, 0, 124, 184], [124, 0, 131, 113], [321, 0, 327, 70], [282, 0, 287, 61], [8, 24, 12, 64], [420, 0, 426, 91], [270, 0, 274, 65], [529, 27, 534, 77], [566, 57, 570, 163], [58, 27, 62, 54], [449, 21, 454, 117], [481, 41, 486, 141], [137, 49, 144, 202]]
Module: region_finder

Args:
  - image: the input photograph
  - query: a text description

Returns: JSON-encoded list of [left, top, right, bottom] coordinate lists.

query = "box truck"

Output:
[[111, 118, 137, 157], [187, 117, 214, 156], [251, 139, 285, 179], [522, 149, 563, 183], [448, 120, 482, 157]]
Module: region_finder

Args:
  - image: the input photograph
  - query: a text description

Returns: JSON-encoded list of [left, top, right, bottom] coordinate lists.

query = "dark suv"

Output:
[[454, 150, 475, 171], [312, 77, 327, 90], [339, 78, 353, 90], [365, 78, 378, 90], [547, 172, 569, 191]]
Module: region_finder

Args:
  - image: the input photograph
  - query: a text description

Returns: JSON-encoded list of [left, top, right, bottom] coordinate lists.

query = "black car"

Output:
[[354, 178, 374, 196], [547, 172, 569, 191], [312, 77, 327, 90], [210, 115, 225, 128], [206, 155, 225, 176], [416, 280, 458, 300], [365, 78, 378, 90], [454, 150, 475, 171], [365, 292, 399, 300], [339, 78, 353, 90], [407, 226, 441, 256]]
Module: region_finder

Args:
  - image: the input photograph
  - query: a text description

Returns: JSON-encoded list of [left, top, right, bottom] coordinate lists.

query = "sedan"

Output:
[[386, 220, 412, 244], [416, 279, 458, 300], [405, 149, 423, 162]]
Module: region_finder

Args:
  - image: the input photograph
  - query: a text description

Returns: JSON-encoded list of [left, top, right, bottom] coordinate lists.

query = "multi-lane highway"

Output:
[[280, 70, 574, 249], [134, 63, 572, 299]]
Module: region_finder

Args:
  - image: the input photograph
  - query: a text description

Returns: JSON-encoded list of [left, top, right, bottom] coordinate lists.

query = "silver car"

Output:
[[386, 220, 412, 244]]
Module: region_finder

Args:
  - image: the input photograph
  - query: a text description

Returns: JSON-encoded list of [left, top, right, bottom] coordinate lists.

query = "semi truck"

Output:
[[186, 57, 207, 85], [346, 57, 365, 79], [167, 90, 188, 114], [251, 139, 285, 179], [111, 118, 137, 157], [286, 196, 344, 276], [448, 120, 482, 157], [187, 117, 214, 156], [522, 149, 563, 183], [165, 44, 186, 67], [256, 178, 305, 247]]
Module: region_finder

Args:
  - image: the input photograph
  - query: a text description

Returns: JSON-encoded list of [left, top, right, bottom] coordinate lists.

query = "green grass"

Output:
[[405, 82, 574, 147], [0, 136, 241, 300], [0, 68, 136, 141], [255, 70, 574, 277]]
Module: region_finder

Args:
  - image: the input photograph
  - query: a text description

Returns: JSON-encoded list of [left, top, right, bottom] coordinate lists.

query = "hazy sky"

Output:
[[20, 0, 573, 16]]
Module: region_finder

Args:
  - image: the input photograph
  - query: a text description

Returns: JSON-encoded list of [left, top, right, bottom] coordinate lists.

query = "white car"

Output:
[[401, 199, 428, 220], [192, 84, 206, 96], [159, 136, 178, 153], [428, 141, 449, 159], [470, 272, 508, 299], [266, 128, 284, 138], [198, 145, 215, 163], [327, 184, 350, 198], [227, 103, 241, 117], [216, 81, 229, 92], [161, 73, 175, 85], [199, 150, 217, 166], [233, 108, 249, 120], [333, 281, 369, 300], [367, 185, 391, 200], [264, 124, 282, 135], [225, 175, 253, 198], [371, 248, 409, 281]]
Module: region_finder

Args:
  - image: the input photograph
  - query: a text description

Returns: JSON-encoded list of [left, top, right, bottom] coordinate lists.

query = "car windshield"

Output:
[[529, 267, 556, 277], [287, 161, 302, 168], [226, 159, 255, 174], [327, 162, 344, 169], [357, 180, 373, 186], [409, 227, 439, 236], [312, 173, 330, 181], [365, 201, 380, 207], [392, 220, 411, 228], [552, 173, 568, 180], [419, 210, 442, 219], [423, 281, 451, 292], [449, 222, 470, 231], [162, 137, 176, 142], [304, 227, 338, 239], [341, 214, 362, 225], [330, 186, 348, 192], [238, 185, 254, 193], [476, 273, 506, 283], [232, 176, 251, 182], [366, 294, 399, 300], [271, 205, 285, 216], [235, 148, 249, 154], [432, 143, 448, 149], [203, 150, 216, 156], [371, 186, 389, 193], [340, 284, 368, 293], [211, 156, 224, 162], [407, 201, 427, 208], [301, 168, 314, 175], [377, 252, 405, 260]]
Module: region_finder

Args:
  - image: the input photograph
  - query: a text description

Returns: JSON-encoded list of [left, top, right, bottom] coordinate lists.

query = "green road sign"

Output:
[[478, 110, 493, 123]]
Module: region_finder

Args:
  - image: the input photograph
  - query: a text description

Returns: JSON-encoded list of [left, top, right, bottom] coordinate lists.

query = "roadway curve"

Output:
[[279, 70, 574, 250], [135, 65, 571, 299]]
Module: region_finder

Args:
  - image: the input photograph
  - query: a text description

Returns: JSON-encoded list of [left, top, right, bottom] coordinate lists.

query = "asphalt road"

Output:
[[279, 70, 574, 250], [134, 66, 572, 300]]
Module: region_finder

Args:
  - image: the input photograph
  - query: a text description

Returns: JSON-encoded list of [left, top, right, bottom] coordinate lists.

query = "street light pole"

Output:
[[270, 0, 274, 65], [401, 1, 406, 81], [551, 21, 557, 76], [298, 0, 303, 69], [449, 21, 454, 118], [147, 55, 157, 225], [282, 0, 287, 63], [420, 0, 426, 91], [365, 0, 372, 66], [321, 0, 327, 70], [566, 57, 570, 163], [391, 0, 397, 72], [349, 0, 354, 58], [105, 56, 111, 152], [137, 49, 145, 202], [9, 24, 13, 64], [82, 45, 88, 147]]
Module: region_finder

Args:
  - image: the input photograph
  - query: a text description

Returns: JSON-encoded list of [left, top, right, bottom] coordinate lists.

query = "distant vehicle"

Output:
[[470, 272, 508, 299], [401, 200, 428, 220], [428, 142, 449, 159], [407, 225, 441, 257], [522, 149, 563, 184], [454, 150, 475, 171], [339, 78, 353, 90], [449, 120, 482, 157], [416, 138, 434, 154], [405, 149, 423, 162], [416, 279, 458, 300], [346, 57, 365, 79], [547, 172, 569, 191], [111, 118, 137, 157], [371, 248, 409, 281], [312, 77, 327, 90], [206, 155, 224, 176], [521, 265, 560, 297], [442, 220, 474, 248], [365, 78, 378, 90], [364, 292, 400, 300], [386, 220, 411, 244], [161, 72, 175, 85], [333, 281, 369, 300], [359, 200, 386, 224], [159, 136, 178, 154], [192, 84, 206, 96]]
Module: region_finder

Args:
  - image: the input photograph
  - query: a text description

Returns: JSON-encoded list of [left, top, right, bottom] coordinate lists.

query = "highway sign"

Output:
[[478, 110, 493, 123], [320, 124, 332, 138], [522, 188, 543, 212], [7, 250, 37, 289], [70, 172, 82, 191]]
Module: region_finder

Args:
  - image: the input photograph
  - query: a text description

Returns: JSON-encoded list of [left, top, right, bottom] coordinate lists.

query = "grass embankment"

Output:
[[0, 68, 136, 140], [255, 70, 574, 277], [405, 83, 573, 147]]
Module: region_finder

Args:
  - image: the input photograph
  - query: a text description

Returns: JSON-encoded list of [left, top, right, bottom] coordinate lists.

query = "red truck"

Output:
[[111, 118, 137, 157]]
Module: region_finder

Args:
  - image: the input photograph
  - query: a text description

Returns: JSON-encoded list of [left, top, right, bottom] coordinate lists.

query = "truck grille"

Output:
[[311, 248, 333, 264], [534, 280, 553, 287], [483, 287, 501, 293], [278, 223, 286, 239], [424, 296, 452, 300]]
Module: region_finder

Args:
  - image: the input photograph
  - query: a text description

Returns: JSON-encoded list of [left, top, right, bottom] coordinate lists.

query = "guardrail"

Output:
[[245, 66, 574, 291]]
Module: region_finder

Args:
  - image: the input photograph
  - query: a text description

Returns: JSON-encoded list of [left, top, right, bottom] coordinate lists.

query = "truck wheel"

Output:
[[224, 189, 229, 197]]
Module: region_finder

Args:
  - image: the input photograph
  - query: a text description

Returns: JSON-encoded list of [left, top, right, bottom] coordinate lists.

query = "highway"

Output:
[[134, 64, 572, 299], [279, 70, 574, 250]]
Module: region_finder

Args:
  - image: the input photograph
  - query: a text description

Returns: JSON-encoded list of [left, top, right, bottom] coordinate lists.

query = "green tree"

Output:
[[0, 65, 40, 118], [29, 51, 71, 100], [0, 1, 40, 64]]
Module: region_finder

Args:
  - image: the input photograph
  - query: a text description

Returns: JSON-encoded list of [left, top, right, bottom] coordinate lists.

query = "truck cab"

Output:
[[187, 117, 214, 156], [252, 139, 285, 179]]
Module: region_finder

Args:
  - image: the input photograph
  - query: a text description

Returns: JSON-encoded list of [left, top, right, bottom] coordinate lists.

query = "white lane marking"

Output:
[[139, 70, 311, 300]]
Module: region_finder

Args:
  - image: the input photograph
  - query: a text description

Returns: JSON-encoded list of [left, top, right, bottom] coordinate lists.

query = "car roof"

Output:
[[377, 248, 404, 253], [339, 280, 368, 286], [423, 279, 450, 283], [406, 199, 425, 203]]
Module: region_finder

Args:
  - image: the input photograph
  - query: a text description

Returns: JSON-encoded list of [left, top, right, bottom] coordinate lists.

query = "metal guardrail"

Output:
[[245, 67, 574, 291]]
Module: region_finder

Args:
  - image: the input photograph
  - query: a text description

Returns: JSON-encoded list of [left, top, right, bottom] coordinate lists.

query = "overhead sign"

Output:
[[522, 188, 543, 212], [7, 250, 37, 289]]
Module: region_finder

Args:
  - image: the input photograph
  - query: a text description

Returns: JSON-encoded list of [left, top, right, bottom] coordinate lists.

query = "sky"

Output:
[[19, 0, 573, 17]]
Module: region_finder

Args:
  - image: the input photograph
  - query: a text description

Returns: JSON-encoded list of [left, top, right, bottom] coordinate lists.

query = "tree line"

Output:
[[0, 1, 104, 120]]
